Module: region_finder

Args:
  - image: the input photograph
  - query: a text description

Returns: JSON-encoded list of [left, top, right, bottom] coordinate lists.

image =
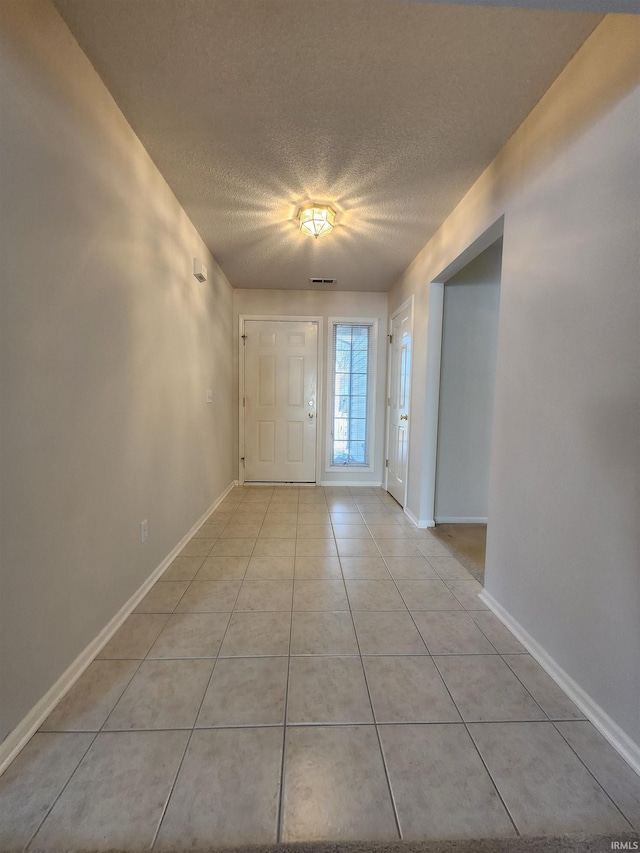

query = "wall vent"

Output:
[[309, 277, 337, 286]]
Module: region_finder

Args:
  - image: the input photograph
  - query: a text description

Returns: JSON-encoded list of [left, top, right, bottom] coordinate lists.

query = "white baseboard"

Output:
[[404, 508, 435, 529], [435, 516, 487, 524], [240, 480, 383, 488], [479, 589, 640, 777], [319, 480, 383, 488], [0, 481, 237, 776]]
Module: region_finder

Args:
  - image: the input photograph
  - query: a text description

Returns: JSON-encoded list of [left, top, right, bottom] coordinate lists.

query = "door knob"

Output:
[[308, 412, 314, 418], [400, 414, 408, 421]]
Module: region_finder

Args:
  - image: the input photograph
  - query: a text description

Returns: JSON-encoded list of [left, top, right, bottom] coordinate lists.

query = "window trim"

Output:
[[325, 317, 378, 473]]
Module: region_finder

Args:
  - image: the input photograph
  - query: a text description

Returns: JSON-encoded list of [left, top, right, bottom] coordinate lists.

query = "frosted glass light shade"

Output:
[[299, 205, 336, 237]]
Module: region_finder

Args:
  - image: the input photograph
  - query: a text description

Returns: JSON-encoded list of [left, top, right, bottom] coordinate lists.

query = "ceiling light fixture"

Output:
[[298, 204, 336, 238]]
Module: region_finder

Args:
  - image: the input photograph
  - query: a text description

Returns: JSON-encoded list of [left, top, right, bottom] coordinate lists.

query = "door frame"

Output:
[[420, 216, 504, 526], [239, 315, 324, 485], [384, 295, 414, 507]]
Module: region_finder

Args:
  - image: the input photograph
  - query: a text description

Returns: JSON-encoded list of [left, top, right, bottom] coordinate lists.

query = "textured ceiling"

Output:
[[52, 0, 602, 292]]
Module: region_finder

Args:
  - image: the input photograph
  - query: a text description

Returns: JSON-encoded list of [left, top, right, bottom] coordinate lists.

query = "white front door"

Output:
[[386, 300, 413, 506], [243, 320, 318, 482]]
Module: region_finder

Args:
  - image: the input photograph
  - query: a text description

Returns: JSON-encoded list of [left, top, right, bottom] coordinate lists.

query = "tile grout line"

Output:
[[27, 716, 593, 736], [496, 653, 564, 723], [418, 640, 521, 835], [364, 512, 449, 655], [341, 540, 403, 841], [293, 491, 399, 839], [463, 611, 529, 656], [550, 721, 635, 830], [375, 512, 579, 839], [383, 549, 524, 843], [367, 521, 519, 669], [98, 651, 152, 733], [229, 485, 301, 850], [276, 564, 297, 845], [360, 507, 525, 840], [22, 731, 101, 852], [463, 721, 522, 838], [28, 719, 588, 734], [150, 521, 252, 850], [149, 728, 196, 849]]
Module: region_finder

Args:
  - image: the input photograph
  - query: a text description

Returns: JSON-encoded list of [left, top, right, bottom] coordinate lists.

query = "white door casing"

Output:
[[243, 320, 318, 482], [386, 299, 413, 506]]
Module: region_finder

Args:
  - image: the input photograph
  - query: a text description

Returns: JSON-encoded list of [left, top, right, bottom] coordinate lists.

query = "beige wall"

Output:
[[233, 290, 388, 485], [435, 241, 502, 523], [390, 15, 640, 753], [0, 1, 234, 742]]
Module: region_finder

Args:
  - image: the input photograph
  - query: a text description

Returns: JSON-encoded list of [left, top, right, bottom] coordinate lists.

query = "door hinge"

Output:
[[243, 397, 246, 407], [241, 457, 245, 464], [387, 397, 391, 407], [387, 334, 393, 344], [385, 459, 389, 468], [241, 334, 247, 345]]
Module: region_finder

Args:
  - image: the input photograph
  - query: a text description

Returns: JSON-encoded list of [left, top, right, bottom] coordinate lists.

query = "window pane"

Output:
[[331, 323, 372, 467], [336, 394, 350, 415], [335, 351, 351, 371], [334, 374, 350, 394], [349, 419, 366, 441], [351, 444, 365, 463], [351, 374, 367, 396], [350, 397, 367, 419]]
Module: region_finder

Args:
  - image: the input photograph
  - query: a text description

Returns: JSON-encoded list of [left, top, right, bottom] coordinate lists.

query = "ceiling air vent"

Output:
[[309, 277, 337, 286]]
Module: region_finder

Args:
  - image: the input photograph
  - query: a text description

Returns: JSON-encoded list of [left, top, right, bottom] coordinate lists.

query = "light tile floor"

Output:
[[2, 486, 640, 850]]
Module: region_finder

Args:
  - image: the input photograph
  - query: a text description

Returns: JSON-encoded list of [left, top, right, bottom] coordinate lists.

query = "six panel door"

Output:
[[386, 304, 412, 506], [244, 320, 318, 482]]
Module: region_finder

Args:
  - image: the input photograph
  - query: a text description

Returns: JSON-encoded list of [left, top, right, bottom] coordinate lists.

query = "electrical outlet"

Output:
[[206, 389, 214, 403], [140, 519, 149, 544]]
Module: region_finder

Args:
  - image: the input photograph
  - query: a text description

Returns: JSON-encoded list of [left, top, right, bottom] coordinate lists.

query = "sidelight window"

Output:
[[329, 321, 376, 468]]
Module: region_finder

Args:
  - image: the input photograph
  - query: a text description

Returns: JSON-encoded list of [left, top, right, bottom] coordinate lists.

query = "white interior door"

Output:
[[243, 320, 318, 482], [386, 301, 413, 506]]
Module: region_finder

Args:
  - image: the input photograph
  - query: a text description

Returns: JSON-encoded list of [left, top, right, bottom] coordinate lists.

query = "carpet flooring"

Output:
[[430, 524, 487, 584], [26, 834, 640, 853]]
